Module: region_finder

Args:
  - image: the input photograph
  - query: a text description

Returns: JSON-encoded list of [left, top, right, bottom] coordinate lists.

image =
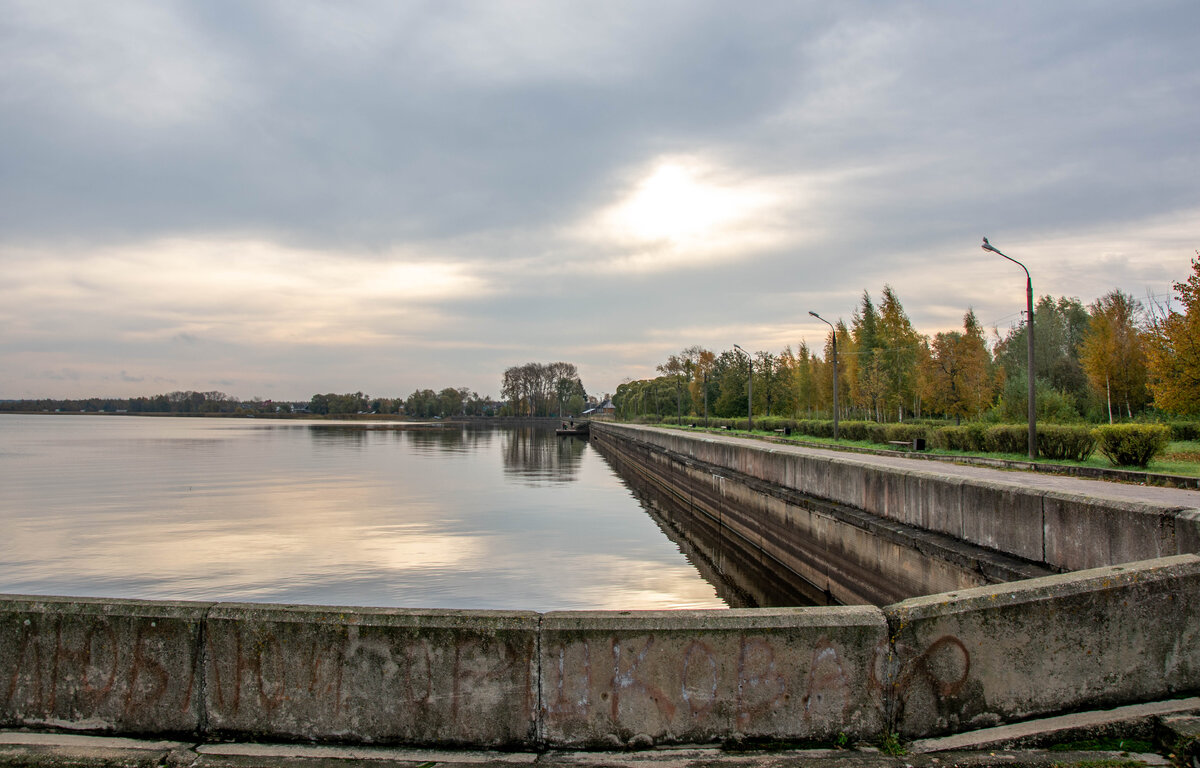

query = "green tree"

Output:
[[877, 286, 921, 421]]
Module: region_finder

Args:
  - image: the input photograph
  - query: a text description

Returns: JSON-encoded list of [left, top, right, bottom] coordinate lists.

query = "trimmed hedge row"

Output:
[[661, 416, 1178, 468]]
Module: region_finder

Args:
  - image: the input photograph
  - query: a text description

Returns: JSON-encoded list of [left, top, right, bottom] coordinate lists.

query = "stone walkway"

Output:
[[633, 424, 1200, 509]]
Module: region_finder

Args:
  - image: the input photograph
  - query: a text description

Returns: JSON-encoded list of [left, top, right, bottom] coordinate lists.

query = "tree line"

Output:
[[616, 254, 1200, 424], [500, 362, 589, 417]]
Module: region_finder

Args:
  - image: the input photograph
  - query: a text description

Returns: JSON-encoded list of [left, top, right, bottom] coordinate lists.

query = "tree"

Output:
[[850, 291, 882, 419], [877, 286, 921, 421], [1080, 290, 1149, 421], [658, 348, 699, 424], [994, 295, 1090, 414], [712, 349, 748, 418], [922, 310, 993, 424], [688, 349, 717, 422], [1147, 254, 1200, 416]]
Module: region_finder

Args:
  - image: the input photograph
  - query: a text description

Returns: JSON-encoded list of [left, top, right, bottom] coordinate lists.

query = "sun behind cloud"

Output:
[[578, 156, 792, 273]]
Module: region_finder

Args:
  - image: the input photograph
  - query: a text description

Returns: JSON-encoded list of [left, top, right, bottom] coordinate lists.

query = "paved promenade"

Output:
[[655, 425, 1200, 509]]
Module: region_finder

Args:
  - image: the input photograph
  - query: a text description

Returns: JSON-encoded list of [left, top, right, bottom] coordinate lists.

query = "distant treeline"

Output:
[[0, 391, 266, 414]]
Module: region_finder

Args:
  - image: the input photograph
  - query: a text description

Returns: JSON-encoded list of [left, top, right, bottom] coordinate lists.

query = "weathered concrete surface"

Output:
[[908, 697, 1200, 753], [539, 607, 887, 747], [593, 423, 1200, 573], [0, 595, 207, 736], [204, 604, 539, 747], [1, 559, 1199, 750], [0, 729, 1178, 768], [885, 555, 1200, 738], [592, 427, 1051, 607]]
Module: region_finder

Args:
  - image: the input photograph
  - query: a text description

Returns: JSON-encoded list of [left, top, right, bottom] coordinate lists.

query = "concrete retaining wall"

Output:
[[591, 425, 1051, 606], [595, 423, 1200, 572], [3, 555, 1199, 748]]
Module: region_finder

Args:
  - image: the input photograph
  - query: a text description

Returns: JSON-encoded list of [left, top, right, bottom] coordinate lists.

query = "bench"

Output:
[[888, 438, 927, 451], [773, 427, 792, 436]]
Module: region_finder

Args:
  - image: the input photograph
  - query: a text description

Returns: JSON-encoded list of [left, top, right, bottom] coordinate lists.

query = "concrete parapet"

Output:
[[885, 554, 1200, 738], [1042, 493, 1178, 571], [593, 423, 1200, 571], [2, 556, 1200, 748], [539, 607, 887, 747], [203, 604, 539, 747], [0, 595, 207, 736]]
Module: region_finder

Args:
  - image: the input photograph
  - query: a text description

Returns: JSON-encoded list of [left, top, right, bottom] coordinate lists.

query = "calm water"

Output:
[[0, 415, 726, 611]]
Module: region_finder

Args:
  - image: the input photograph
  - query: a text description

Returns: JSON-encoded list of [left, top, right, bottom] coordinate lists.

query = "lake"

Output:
[[0, 415, 726, 611]]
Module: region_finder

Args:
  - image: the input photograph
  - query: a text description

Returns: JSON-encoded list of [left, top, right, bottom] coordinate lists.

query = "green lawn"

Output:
[[661, 424, 1200, 479]]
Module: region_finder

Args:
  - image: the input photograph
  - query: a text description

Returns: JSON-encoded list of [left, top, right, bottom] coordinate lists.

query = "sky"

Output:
[[2, 1, 1198, 402]]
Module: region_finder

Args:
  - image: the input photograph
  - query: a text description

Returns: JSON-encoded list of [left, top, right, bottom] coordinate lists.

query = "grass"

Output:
[[659, 424, 1200, 478]]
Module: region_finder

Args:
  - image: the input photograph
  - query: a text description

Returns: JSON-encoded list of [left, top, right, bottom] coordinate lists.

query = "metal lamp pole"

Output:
[[808, 311, 839, 441], [981, 237, 1036, 460], [733, 344, 753, 432]]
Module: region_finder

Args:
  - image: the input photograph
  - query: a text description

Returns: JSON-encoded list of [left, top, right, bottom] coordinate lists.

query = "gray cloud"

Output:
[[1, 1, 1198, 400]]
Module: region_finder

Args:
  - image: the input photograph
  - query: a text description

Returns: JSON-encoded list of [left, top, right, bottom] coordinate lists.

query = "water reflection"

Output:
[[502, 427, 585, 485], [0, 415, 724, 611], [593, 437, 824, 608]]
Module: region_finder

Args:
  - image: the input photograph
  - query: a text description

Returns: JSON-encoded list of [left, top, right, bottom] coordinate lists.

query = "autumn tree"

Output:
[[1147, 254, 1200, 416], [688, 348, 717, 422], [922, 310, 993, 424], [1080, 290, 1149, 421]]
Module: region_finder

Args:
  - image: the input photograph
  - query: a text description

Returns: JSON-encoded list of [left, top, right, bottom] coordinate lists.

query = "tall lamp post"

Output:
[[808, 311, 839, 441], [981, 237, 1036, 460], [733, 344, 753, 432]]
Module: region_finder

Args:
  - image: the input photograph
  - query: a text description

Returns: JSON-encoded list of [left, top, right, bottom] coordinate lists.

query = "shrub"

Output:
[[885, 423, 929, 444], [796, 419, 834, 439], [1036, 425, 1096, 462], [985, 425, 1030, 455], [866, 423, 890, 444], [930, 424, 988, 452], [1168, 422, 1200, 441], [838, 421, 871, 441], [1092, 424, 1171, 468]]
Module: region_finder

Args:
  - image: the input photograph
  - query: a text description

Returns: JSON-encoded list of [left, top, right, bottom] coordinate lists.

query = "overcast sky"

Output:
[[2, 1, 1197, 402]]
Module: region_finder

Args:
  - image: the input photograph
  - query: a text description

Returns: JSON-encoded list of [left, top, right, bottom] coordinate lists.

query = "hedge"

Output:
[[1037, 425, 1096, 461], [1092, 424, 1171, 468]]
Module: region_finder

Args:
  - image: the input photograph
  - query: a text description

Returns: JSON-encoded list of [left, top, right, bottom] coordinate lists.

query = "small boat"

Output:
[[556, 420, 590, 437]]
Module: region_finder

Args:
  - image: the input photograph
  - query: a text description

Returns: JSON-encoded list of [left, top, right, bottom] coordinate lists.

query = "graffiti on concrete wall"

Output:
[[0, 613, 199, 729], [542, 631, 881, 743]]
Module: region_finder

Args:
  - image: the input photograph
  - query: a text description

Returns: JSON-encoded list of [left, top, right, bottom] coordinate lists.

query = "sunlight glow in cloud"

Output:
[[578, 156, 793, 274]]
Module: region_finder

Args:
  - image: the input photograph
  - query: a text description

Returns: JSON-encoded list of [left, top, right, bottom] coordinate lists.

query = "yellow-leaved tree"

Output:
[[1147, 254, 1200, 416], [1080, 290, 1149, 421]]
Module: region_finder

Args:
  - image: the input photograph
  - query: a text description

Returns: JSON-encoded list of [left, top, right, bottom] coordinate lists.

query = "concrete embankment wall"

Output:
[[593, 423, 1200, 577], [591, 426, 1050, 606], [3, 555, 1199, 748]]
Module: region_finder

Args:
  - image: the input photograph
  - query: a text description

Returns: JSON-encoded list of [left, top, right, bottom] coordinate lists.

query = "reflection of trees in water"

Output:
[[406, 425, 494, 455], [502, 426, 586, 484], [308, 426, 369, 449], [592, 439, 823, 608]]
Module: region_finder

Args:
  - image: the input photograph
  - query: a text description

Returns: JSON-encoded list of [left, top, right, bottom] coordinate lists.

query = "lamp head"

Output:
[[808, 311, 819, 318], [981, 237, 998, 254]]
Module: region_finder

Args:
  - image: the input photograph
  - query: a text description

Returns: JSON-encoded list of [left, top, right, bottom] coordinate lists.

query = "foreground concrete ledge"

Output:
[[908, 696, 1200, 753], [203, 604, 540, 747], [0, 595, 209, 735], [886, 554, 1200, 737], [540, 606, 887, 747], [0, 731, 1177, 768]]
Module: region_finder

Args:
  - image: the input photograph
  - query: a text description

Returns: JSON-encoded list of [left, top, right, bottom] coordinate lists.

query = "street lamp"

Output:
[[733, 344, 753, 432], [981, 237, 1036, 461], [808, 311, 839, 441]]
